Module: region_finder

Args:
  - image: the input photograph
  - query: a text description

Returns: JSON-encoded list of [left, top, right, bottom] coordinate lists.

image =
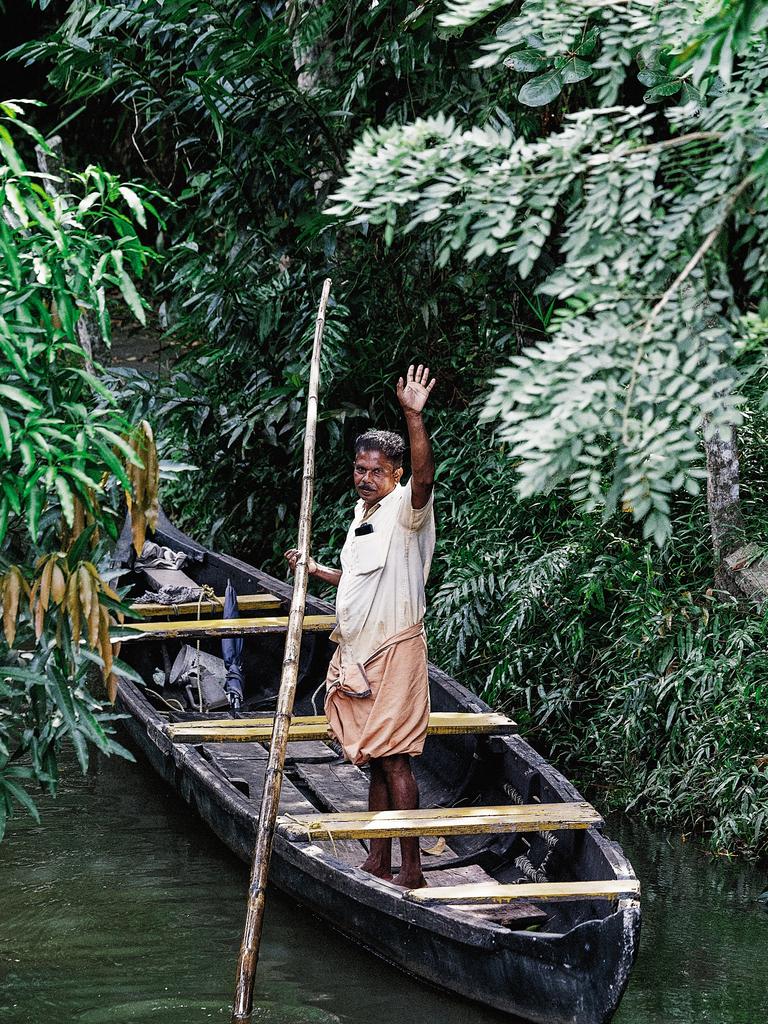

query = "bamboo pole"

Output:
[[231, 278, 332, 1021]]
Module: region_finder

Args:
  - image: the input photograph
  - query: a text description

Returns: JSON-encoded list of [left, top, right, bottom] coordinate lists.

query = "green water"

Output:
[[1, 751, 767, 1024]]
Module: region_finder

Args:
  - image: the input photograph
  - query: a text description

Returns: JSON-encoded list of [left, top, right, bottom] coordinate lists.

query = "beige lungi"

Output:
[[324, 622, 430, 766]]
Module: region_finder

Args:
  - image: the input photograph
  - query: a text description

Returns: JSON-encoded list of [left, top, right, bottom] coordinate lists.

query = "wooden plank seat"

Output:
[[404, 879, 641, 904], [167, 712, 517, 744], [129, 593, 282, 618], [114, 614, 337, 642], [291, 749, 515, 894], [277, 801, 602, 841]]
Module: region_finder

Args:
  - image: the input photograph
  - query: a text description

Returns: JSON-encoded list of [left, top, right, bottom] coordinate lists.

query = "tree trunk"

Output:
[[287, 0, 336, 95], [705, 425, 768, 605], [705, 424, 744, 562]]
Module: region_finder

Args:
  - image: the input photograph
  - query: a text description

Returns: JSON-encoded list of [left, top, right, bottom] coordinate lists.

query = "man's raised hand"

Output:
[[397, 364, 436, 416]]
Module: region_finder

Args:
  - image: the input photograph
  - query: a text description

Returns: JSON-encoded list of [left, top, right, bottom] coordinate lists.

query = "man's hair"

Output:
[[354, 429, 405, 469]]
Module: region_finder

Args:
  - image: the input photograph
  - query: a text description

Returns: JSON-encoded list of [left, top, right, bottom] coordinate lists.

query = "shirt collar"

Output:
[[355, 482, 403, 521]]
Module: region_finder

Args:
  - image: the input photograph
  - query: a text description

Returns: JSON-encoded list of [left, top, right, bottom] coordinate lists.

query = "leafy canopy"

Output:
[[328, 0, 768, 545]]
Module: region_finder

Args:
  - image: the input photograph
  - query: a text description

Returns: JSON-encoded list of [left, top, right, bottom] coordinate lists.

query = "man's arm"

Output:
[[284, 549, 342, 586], [397, 363, 436, 510]]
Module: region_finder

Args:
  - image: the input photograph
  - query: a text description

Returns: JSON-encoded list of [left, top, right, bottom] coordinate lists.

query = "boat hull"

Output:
[[114, 515, 640, 1023]]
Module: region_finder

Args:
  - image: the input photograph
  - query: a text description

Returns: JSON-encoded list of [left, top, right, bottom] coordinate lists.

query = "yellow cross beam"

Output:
[[404, 879, 640, 904], [168, 711, 516, 744], [113, 614, 337, 642], [277, 801, 601, 841]]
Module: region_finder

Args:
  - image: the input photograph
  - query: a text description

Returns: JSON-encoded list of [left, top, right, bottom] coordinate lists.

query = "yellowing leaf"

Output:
[[39, 556, 54, 611], [422, 837, 447, 856], [78, 565, 93, 619], [2, 566, 22, 647], [67, 572, 81, 644], [88, 591, 100, 649], [50, 563, 66, 605]]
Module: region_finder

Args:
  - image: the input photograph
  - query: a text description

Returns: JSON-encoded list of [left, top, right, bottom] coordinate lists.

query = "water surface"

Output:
[[1, 751, 766, 1023]]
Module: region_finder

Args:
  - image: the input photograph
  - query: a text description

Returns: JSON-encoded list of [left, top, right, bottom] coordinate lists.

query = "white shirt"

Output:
[[331, 479, 435, 670]]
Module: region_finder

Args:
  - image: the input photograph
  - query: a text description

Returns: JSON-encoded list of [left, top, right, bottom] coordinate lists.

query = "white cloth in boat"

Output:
[[328, 478, 435, 697]]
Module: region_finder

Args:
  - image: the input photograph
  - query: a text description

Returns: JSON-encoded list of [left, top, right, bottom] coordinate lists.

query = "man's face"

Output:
[[353, 449, 403, 506]]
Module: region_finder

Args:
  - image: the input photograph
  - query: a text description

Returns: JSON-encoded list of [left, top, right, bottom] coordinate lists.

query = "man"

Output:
[[285, 363, 436, 888]]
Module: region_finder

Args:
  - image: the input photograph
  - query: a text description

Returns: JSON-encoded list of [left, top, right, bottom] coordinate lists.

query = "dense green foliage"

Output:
[[5, 1, 768, 856], [331, 1, 768, 545], [0, 101, 159, 838]]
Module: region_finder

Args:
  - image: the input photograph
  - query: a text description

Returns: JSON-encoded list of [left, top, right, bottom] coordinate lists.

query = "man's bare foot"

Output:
[[360, 855, 393, 881], [392, 871, 428, 889]]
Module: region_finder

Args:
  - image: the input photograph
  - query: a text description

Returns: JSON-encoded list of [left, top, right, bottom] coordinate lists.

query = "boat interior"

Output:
[[115, 518, 637, 937]]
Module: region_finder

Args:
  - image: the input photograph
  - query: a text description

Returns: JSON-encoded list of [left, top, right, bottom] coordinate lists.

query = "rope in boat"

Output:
[[144, 686, 185, 713], [503, 781, 558, 883], [280, 812, 339, 859]]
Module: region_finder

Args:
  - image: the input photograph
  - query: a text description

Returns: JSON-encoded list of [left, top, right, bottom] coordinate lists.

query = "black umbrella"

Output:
[[222, 579, 244, 716]]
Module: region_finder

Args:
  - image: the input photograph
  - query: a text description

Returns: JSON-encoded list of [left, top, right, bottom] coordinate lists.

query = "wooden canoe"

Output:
[[113, 511, 640, 1024]]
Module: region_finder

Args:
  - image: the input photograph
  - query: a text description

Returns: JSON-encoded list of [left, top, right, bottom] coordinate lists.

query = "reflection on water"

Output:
[[0, 750, 766, 1024]]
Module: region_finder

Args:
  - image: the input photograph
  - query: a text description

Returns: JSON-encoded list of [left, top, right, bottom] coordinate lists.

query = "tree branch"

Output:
[[621, 173, 756, 444]]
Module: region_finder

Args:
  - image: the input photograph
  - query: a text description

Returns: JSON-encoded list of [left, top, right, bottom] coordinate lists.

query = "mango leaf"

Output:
[[26, 484, 42, 541], [94, 440, 132, 488], [117, 270, 146, 325], [2, 480, 20, 513], [67, 524, 97, 567], [55, 475, 75, 527], [4, 182, 30, 227], [518, 68, 564, 107], [0, 384, 43, 412], [110, 657, 145, 685], [61, 465, 101, 490], [94, 427, 140, 462], [1, 778, 40, 824], [0, 407, 12, 457], [118, 186, 147, 228]]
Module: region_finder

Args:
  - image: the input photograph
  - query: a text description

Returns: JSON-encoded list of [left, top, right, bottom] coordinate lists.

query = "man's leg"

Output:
[[359, 757, 393, 880], [381, 754, 426, 889]]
